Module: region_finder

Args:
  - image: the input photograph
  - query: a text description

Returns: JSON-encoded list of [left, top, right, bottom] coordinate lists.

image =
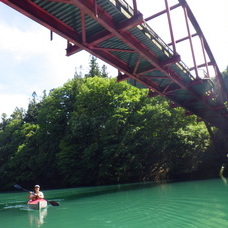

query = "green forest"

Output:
[[1, 58, 228, 191]]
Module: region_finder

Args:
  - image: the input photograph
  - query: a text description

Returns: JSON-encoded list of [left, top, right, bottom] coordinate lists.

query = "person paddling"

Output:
[[28, 185, 44, 201]]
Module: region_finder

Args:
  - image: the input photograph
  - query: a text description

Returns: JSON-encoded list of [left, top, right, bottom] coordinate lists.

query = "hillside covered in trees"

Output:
[[0, 58, 228, 191]]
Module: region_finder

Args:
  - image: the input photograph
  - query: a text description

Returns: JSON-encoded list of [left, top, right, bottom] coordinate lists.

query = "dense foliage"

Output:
[[0, 60, 227, 191], [0, 77, 219, 191]]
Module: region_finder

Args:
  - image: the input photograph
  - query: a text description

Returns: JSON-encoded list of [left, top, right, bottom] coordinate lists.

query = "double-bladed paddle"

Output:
[[14, 184, 59, 206]]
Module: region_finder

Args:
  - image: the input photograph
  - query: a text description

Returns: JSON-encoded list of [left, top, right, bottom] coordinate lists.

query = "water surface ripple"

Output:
[[1, 179, 228, 227]]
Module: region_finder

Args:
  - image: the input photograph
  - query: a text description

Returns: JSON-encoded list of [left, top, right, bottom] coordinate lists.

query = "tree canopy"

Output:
[[0, 60, 227, 191]]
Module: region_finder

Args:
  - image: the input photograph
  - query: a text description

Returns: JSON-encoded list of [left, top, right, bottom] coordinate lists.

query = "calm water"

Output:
[[1, 178, 228, 228]]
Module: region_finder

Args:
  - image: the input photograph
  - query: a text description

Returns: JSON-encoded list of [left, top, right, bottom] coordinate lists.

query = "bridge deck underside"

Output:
[[2, 0, 228, 131]]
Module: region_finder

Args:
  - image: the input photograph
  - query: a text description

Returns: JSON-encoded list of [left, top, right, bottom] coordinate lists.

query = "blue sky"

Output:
[[0, 0, 227, 116]]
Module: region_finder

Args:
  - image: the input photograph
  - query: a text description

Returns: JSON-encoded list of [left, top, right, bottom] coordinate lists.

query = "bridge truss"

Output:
[[1, 0, 228, 131]]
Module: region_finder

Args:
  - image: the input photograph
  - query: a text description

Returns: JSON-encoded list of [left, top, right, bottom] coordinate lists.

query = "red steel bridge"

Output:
[[1, 0, 228, 131]]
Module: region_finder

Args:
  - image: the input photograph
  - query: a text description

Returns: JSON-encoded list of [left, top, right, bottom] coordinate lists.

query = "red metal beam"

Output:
[[189, 62, 213, 71], [67, 12, 143, 56], [163, 82, 181, 94], [1, 0, 198, 98], [199, 35, 210, 78], [1, 0, 133, 75], [136, 65, 157, 75], [145, 3, 180, 21], [164, 0, 177, 54], [1, 0, 228, 129], [132, 0, 138, 15], [183, 4, 199, 78], [81, 10, 86, 44], [178, 0, 228, 102], [117, 13, 143, 32], [69, 0, 226, 122], [93, 0, 98, 17], [161, 55, 181, 67], [132, 55, 142, 75], [66, 0, 193, 92], [167, 33, 198, 46], [1, 0, 81, 44], [68, 0, 218, 113], [91, 47, 135, 53], [87, 31, 113, 46], [144, 76, 169, 80]]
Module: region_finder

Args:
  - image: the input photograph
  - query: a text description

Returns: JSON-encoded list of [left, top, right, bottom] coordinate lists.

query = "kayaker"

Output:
[[28, 185, 44, 201]]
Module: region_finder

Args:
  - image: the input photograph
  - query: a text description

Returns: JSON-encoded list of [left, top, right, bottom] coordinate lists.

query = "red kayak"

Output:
[[28, 199, 48, 210]]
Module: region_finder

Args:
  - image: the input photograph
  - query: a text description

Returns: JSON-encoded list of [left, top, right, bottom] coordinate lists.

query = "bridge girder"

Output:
[[1, 0, 228, 131]]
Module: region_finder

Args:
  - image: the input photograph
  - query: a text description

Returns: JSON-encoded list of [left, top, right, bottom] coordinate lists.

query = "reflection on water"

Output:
[[3, 204, 26, 210], [1, 179, 228, 227], [28, 208, 48, 227], [219, 165, 228, 185]]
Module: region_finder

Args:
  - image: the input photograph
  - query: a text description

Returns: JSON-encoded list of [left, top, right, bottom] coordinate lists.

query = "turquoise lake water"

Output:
[[1, 178, 228, 227]]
